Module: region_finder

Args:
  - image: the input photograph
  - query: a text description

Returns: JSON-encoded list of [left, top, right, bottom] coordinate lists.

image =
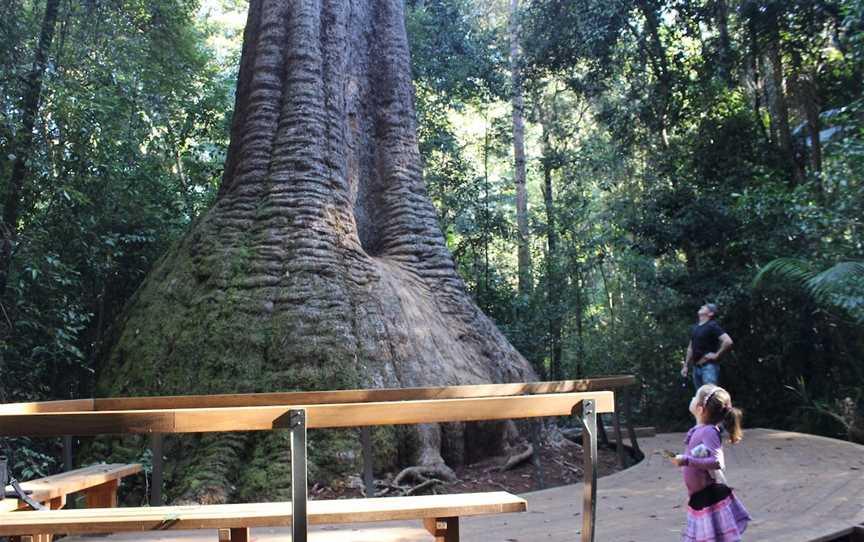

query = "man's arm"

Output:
[[703, 333, 733, 362], [681, 341, 693, 376]]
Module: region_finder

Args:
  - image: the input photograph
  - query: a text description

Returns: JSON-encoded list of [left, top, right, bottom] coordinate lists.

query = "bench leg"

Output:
[[218, 528, 250, 542], [612, 403, 625, 469], [423, 517, 459, 542], [10, 496, 65, 542], [84, 479, 119, 508], [623, 390, 642, 458]]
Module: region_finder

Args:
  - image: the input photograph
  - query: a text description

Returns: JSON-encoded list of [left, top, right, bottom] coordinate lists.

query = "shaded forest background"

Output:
[[1, 0, 862, 477]]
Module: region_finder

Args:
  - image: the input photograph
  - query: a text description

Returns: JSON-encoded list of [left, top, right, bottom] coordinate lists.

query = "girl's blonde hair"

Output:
[[695, 385, 743, 444]]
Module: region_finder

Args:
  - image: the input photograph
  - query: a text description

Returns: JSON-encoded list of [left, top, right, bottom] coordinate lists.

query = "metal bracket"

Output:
[[289, 409, 308, 542], [581, 399, 597, 542]]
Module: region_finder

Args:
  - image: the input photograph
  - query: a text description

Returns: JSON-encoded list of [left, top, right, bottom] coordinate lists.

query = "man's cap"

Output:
[[705, 303, 719, 316]]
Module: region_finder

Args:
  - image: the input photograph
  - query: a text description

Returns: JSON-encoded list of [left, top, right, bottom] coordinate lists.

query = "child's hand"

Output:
[[670, 454, 687, 467]]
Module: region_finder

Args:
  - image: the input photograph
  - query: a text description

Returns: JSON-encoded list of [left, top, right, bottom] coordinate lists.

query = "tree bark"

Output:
[[98, 0, 534, 503], [509, 0, 531, 296], [0, 0, 61, 300]]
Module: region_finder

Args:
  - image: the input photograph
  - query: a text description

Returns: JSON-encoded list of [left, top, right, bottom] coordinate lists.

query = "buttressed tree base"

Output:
[[98, 0, 535, 503]]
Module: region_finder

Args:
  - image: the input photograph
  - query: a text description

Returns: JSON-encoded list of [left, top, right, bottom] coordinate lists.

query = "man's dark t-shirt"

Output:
[[691, 320, 726, 364]]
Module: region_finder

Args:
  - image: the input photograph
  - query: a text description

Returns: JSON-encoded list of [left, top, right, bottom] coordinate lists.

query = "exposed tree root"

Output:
[[500, 442, 534, 471], [393, 463, 457, 486]]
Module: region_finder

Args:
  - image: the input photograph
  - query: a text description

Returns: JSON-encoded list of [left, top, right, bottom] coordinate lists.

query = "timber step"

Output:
[[0, 492, 527, 537]]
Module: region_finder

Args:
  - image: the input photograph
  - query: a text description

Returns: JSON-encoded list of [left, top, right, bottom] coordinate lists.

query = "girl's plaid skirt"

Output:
[[682, 484, 751, 542]]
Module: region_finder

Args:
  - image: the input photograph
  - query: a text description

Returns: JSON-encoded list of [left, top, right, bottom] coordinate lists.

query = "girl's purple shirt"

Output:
[[680, 423, 723, 495]]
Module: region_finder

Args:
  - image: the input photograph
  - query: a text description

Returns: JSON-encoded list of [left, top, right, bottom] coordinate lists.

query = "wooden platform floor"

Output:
[[63, 429, 864, 542]]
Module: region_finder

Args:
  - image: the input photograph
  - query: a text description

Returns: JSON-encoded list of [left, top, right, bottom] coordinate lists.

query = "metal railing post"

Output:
[[62, 436, 73, 472], [581, 399, 597, 542], [149, 433, 163, 506], [360, 426, 374, 498], [289, 409, 308, 542]]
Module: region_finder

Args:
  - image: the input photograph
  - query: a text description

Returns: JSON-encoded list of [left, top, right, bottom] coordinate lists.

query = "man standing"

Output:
[[680, 303, 734, 388]]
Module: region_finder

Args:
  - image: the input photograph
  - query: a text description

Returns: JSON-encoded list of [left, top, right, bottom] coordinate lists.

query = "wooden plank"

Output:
[[0, 377, 635, 414], [0, 399, 95, 414], [0, 492, 526, 536], [0, 392, 615, 437], [284, 392, 615, 430]]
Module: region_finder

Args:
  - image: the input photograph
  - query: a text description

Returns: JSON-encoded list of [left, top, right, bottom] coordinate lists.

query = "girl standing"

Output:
[[672, 384, 751, 541]]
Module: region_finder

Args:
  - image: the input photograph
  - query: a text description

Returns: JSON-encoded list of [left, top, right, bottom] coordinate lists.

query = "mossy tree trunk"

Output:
[[98, 0, 534, 503]]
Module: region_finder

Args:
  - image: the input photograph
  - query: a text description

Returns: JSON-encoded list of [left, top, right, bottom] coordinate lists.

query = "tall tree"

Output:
[[0, 0, 60, 301], [509, 0, 531, 295], [98, 0, 534, 503]]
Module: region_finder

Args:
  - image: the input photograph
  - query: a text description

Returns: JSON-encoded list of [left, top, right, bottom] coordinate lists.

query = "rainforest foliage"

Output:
[[1, 0, 862, 475]]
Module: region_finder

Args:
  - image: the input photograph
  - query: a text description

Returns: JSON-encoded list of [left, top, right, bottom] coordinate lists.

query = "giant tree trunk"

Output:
[[98, 0, 534, 503]]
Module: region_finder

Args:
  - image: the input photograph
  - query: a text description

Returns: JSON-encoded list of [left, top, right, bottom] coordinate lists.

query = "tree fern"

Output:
[[753, 258, 864, 323]]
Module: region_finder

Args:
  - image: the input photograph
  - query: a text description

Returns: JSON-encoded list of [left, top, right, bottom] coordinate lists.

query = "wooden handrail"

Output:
[[0, 392, 614, 437], [0, 376, 635, 413]]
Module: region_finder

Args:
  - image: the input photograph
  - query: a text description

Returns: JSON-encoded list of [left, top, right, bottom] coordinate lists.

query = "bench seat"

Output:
[[0, 491, 526, 539], [1, 463, 142, 513]]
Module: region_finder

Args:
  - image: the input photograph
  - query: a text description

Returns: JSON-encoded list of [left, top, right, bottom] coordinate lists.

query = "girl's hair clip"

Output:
[[704, 388, 722, 406]]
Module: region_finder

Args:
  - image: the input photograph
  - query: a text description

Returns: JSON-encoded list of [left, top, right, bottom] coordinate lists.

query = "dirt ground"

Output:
[[311, 441, 630, 499]]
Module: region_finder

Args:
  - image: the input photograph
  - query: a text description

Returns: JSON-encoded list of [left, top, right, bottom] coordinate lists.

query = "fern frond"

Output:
[[752, 258, 815, 289]]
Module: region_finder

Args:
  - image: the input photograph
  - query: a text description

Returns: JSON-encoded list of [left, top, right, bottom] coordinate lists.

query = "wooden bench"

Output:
[[0, 491, 525, 541], [1, 463, 142, 542], [0, 463, 142, 513], [0, 387, 615, 542]]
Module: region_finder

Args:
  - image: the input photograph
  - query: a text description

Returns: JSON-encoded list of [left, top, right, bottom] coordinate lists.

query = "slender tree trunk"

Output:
[[801, 69, 822, 173], [598, 259, 616, 327], [509, 0, 531, 296], [714, 0, 733, 84], [540, 130, 562, 381], [638, 1, 672, 148], [766, 31, 804, 183], [0, 0, 61, 300], [483, 109, 491, 311], [573, 263, 584, 378], [99, 0, 535, 503], [748, 23, 771, 145]]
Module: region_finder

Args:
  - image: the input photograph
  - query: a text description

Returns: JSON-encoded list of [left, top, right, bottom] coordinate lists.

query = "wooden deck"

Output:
[[62, 428, 864, 542]]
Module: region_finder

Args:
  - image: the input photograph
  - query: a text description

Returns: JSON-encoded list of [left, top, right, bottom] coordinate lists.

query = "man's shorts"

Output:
[[692, 362, 720, 389]]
